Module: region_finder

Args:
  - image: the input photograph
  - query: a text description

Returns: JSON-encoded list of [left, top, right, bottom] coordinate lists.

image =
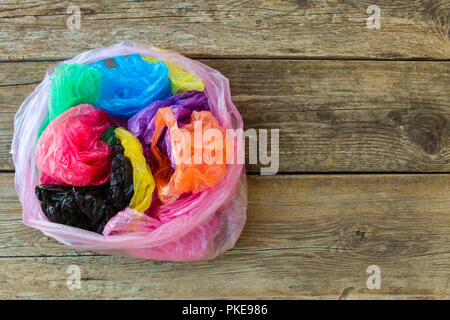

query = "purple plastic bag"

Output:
[[11, 41, 247, 261]]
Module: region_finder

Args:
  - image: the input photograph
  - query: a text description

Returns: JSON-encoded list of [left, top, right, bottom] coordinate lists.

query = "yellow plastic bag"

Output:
[[114, 127, 155, 213], [142, 55, 205, 95]]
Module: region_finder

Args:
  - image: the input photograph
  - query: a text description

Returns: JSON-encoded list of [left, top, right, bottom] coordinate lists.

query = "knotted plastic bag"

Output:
[[141, 55, 205, 95], [151, 108, 230, 204], [114, 127, 155, 213], [89, 54, 171, 118], [12, 41, 247, 261], [36, 104, 113, 186], [35, 137, 134, 234], [109, 138, 135, 211], [37, 63, 103, 140]]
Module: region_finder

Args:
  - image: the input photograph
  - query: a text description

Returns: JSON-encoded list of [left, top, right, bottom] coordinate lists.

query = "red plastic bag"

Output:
[[36, 104, 113, 186]]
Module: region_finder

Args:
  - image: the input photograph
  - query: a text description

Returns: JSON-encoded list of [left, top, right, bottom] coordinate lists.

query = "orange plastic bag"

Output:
[[151, 108, 230, 204]]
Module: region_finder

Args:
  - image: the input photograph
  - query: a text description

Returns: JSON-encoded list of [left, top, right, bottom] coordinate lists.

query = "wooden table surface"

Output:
[[0, 0, 449, 299]]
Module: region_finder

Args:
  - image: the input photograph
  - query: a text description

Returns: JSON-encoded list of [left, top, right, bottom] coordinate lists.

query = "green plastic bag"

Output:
[[37, 63, 103, 139]]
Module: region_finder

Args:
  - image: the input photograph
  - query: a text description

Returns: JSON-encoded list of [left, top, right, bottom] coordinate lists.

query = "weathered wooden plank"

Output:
[[0, 250, 448, 299], [1, 173, 450, 299], [1, 60, 449, 172], [1, 173, 449, 298], [0, 0, 449, 60], [2, 172, 450, 256]]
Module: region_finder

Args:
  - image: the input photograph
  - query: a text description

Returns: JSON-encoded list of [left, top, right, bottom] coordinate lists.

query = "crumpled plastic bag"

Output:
[[141, 55, 205, 95], [36, 104, 113, 186], [35, 184, 114, 234], [37, 63, 103, 140], [114, 127, 155, 213], [89, 54, 171, 118], [35, 137, 134, 234], [151, 108, 229, 204], [109, 137, 135, 211], [128, 90, 210, 145], [40, 173, 68, 186], [103, 173, 247, 261], [102, 207, 161, 236], [102, 205, 222, 260], [101, 125, 116, 146], [128, 90, 210, 169], [12, 41, 247, 261]]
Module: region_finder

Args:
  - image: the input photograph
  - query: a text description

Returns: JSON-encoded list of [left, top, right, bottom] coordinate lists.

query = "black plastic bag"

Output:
[[109, 138, 134, 211]]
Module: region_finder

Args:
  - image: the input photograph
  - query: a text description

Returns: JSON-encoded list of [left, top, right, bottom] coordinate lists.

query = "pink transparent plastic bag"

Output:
[[11, 41, 247, 261]]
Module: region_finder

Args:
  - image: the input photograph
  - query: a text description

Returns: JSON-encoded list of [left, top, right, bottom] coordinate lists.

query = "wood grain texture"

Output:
[[1, 60, 449, 172], [0, 0, 449, 60], [1, 0, 449, 300], [1, 173, 449, 299]]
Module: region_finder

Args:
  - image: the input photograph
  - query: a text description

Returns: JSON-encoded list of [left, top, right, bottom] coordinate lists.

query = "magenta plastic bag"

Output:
[[102, 208, 161, 236], [36, 104, 113, 186], [11, 41, 247, 261]]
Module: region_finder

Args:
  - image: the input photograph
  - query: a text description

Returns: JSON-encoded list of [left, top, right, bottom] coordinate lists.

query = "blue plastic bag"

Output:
[[90, 54, 171, 118]]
